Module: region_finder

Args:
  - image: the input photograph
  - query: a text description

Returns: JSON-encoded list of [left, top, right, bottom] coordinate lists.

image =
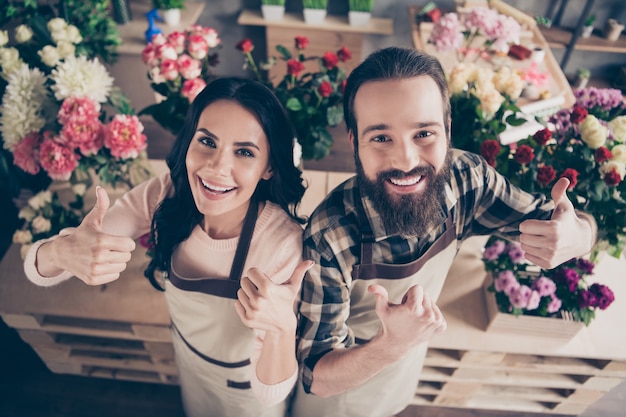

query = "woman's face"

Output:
[[186, 99, 272, 236]]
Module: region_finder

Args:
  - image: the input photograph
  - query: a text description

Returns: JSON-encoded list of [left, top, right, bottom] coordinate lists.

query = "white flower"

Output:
[[66, 25, 83, 44], [0, 47, 23, 76], [55, 41, 76, 60], [149, 66, 166, 84], [31, 215, 52, 234], [0, 30, 8, 47], [18, 206, 36, 221], [72, 183, 87, 196], [611, 144, 626, 163], [13, 229, 33, 245], [20, 244, 32, 260], [28, 190, 52, 210], [476, 87, 504, 119], [600, 160, 626, 180], [493, 67, 524, 100], [0, 63, 48, 150], [15, 25, 33, 43], [50, 55, 113, 103], [38, 45, 61, 67], [448, 63, 475, 95], [47, 18, 67, 33], [579, 115, 608, 149], [609, 116, 626, 143], [293, 138, 302, 168]]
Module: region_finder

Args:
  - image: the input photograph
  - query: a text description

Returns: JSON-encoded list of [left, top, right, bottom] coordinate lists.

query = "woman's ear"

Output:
[[262, 167, 273, 181]]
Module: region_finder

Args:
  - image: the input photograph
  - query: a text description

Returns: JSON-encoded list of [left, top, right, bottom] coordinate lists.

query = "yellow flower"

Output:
[[609, 116, 626, 143], [610, 144, 626, 163], [579, 115, 607, 149]]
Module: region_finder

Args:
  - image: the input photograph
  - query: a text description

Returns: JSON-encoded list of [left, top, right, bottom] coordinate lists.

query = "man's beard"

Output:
[[355, 151, 452, 238]]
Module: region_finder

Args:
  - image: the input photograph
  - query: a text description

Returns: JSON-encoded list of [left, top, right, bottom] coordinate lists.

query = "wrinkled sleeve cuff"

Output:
[[23, 234, 74, 287]]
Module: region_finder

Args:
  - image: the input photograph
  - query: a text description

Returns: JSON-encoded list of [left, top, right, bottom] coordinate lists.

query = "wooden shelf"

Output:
[[541, 26, 626, 53], [237, 9, 393, 35]]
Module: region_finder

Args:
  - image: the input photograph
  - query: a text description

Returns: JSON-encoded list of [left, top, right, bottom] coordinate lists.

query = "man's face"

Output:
[[351, 76, 451, 237]]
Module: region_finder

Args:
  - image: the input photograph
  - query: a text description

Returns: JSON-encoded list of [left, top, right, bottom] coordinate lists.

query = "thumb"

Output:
[[83, 186, 110, 231], [285, 260, 314, 290], [550, 177, 573, 219], [368, 284, 389, 313]]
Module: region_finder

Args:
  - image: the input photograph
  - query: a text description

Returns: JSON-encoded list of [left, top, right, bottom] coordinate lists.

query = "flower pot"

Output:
[[574, 76, 589, 90], [261, 4, 285, 21], [160, 8, 181, 26], [581, 25, 594, 39], [482, 275, 584, 339], [348, 11, 371, 27], [303, 8, 326, 25], [604, 19, 624, 41]]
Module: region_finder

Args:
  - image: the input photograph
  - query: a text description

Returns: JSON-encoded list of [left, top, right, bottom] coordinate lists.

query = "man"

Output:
[[291, 47, 596, 417]]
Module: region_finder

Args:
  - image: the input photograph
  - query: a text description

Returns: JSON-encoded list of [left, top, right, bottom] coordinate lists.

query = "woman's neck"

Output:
[[202, 201, 261, 240]]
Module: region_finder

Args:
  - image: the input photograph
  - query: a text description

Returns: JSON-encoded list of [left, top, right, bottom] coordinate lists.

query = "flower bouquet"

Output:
[[483, 236, 615, 326], [236, 36, 351, 160], [139, 25, 221, 136]]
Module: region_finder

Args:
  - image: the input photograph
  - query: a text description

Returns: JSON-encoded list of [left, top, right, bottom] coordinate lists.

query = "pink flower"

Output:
[[509, 285, 532, 309], [166, 32, 186, 54], [547, 294, 562, 313], [554, 267, 581, 292], [58, 97, 101, 125], [187, 33, 209, 59], [155, 43, 178, 61], [39, 136, 79, 181], [141, 43, 159, 66], [589, 283, 615, 310], [483, 239, 506, 260], [526, 290, 541, 310], [181, 78, 207, 102], [177, 54, 202, 80], [578, 288, 597, 309], [103, 115, 147, 159], [160, 59, 179, 81], [532, 276, 556, 297], [494, 270, 519, 296], [429, 13, 464, 52], [191, 25, 220, 48], [506, 242, 525, 264], [61, 117, 104, 156], [13, 132, 41, 174], [150, 33, 166, 46]]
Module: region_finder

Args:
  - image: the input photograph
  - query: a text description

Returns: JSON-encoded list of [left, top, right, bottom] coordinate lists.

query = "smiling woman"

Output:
[[22, 77, 311, 417]]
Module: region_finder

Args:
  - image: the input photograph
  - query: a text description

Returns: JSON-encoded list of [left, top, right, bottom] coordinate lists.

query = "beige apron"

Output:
[[166, 201, 287, 417], [291, 202, 458, 417]]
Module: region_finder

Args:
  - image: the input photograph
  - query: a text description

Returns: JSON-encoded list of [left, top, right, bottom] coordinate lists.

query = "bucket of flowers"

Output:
[[236, 36, 351, 160], [482, 236, 615, 336]]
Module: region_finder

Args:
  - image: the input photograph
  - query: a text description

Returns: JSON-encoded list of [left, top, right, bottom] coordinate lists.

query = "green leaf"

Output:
[[286, 97, 302, 111], [276, 45, 292, 60], [326, 105, 343, 126], [505, 114, 528, 127]]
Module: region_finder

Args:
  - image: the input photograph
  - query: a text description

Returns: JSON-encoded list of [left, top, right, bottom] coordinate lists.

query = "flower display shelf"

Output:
[[482, 274, 584, 340]]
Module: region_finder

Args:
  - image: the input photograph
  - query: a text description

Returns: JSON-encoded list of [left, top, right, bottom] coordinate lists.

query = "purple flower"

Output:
[[576, 258, 595, 275], [506, 242, 525, 264], [532, 276, 557, 297], [589, 283, 616, 310], [554, 267, 581, 292], [495, 270, 520, 296], [526, 290, 541, 311], [509, 285, 532, 309], [483, 240, 506, 260], [578, 289, 597, 309], [547, 294, 562, 313]]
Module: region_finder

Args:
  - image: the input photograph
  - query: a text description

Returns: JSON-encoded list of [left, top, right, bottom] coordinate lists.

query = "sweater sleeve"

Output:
[[23, 230, 74, 287]]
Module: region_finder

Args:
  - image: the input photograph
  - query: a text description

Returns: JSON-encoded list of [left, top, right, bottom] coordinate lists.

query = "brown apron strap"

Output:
[[228, 199, 258, 282]]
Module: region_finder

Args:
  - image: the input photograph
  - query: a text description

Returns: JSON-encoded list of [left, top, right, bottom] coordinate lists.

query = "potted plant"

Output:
[[574, 67, 591, 89], [261, 0, 285, 21], [604, 18, 625, 41], [582, 14, 595, 39], [152, 0, 185, 26], [348, 0, 374, 27], [302, 0, 327, 25]]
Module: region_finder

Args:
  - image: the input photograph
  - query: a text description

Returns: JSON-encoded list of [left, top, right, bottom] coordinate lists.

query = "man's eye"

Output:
[[415, 131, 433, 139], [371, 135, 388, 143], [199, 137, 216, 148]]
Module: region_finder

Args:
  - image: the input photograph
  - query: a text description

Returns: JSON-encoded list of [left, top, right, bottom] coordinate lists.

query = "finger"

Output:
[[285, 260, 315, 290], [551, 177, 574, 219], [237, 287, 252, 310], [403, 285, 424, 311], [80, 272, 123, 286], [93, 235, 137, 253], [82, 186, 110, 231], [239, 276, 258, 299], [234, 300, 250, 326], [244, 268, 269, 293], [519, 219, 550, 236], [419, 292, 433, 318], [523, 252, 550, 269], [368, 284, 389, 313]]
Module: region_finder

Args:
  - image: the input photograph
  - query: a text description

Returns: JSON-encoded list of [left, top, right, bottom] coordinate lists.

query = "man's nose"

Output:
[[391, 138, 420, 172]]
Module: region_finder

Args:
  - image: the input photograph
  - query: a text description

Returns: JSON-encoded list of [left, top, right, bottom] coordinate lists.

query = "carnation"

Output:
[[103, 115, 147, 159]]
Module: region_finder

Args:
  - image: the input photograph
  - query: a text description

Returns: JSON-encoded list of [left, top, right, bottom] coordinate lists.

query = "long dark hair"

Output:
[[343, 47, 451, 147], [145, 77, 306, 290]]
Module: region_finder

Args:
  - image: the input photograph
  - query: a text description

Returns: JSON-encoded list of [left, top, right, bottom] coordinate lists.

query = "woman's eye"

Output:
[[237, 148, 254, 158], [199, 137, 216, 148]]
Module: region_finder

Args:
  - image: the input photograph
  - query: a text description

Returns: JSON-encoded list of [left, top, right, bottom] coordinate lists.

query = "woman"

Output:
[[23, 78, 311, 417]]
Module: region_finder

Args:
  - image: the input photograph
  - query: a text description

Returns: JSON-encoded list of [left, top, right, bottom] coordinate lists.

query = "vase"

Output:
[[160, 8, 181, 26], [604, 19, 624, 41], [482, 275, 584, 339], [581, 25, 594, 39], [261, 4, 285, 21], [348, 11, 371, 27], [303, 8, 326, 25]]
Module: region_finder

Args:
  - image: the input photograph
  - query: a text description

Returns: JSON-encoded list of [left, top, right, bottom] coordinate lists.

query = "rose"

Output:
[[560, 168, 579, 190], [595, 147, 613, 163], [608, 115, 626, 142], [38, 45, 60, 67], [477, 88, 504, 118], [236, 38, 254, 53], [15, 25, 33, 43], [0, 30, 8, 47], [599, 160, 625, 181], [533, 128, 552, 146], [570, 105, 588, 123], [167, 31, 186, 54], [287, 59, 305, 76], [611, 144, 626, 163], [322, 52, 339, 70], [317, 81, 333, 98], [536, 165, 556, 186], [187, 34, 209, 59], [160, 59, 179, 81], [337, 46, 352, 62], [181, 78, 207, 102], [295, 36, 309, 50], [479, 139, 501, 167], [579, 115, 608, 149], [513, 144, 534, 165], [177, 54, 202, 79], [31, 215, 52, 234]]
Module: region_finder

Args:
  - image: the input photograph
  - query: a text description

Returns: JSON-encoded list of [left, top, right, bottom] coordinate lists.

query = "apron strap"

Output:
[[354, 189, 375, 265], [228, 199, 259, 282]]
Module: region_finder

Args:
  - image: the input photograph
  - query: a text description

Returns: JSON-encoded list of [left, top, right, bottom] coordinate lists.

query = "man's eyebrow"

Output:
[[361, 121, 443, 136]]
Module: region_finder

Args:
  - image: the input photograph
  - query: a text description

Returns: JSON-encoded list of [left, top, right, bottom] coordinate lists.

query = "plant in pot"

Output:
[[152, 0, 185, 26], [302, 0, 328, 25], [574, 67, 591, 89], [261, 0, 285, 21], [582, 14, 595, 39], [349, 0, 374, 26]]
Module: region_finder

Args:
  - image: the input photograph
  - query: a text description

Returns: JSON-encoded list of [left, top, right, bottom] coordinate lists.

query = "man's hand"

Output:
[[519, 177, 595, 268]]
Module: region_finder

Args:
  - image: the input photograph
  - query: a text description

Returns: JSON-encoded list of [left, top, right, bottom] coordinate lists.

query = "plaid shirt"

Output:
[[298, 149, 553, 392]]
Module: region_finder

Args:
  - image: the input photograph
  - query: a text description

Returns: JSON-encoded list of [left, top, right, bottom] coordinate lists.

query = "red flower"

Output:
[[514, 144, 535, 165], [295, 36, 309, 50], [236, 38, 254, 53], [533, 128, 552, 146], [287, 59, 305, 76], [560, 168, 579, 190], [322, 52, 339, 70], [589, 283, 615, 310], [570, 105, 588, 124], [317, 81, 333, 98], [604, 169, 622, 186], [480, 139, 501, 167], [536, 165, 556, 186], [337, 47, 352, 62], [340, 79, 347, 94], [595, 147, 613, 163]]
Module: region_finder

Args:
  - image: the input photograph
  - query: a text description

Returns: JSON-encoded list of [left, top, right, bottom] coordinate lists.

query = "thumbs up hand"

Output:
[[49, 187, 136, 285], [235, 260, 314, 334], [519, 177, 595, 268]]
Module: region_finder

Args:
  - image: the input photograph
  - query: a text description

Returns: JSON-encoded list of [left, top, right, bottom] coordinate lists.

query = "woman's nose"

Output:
[[208, 149, 232, 175]]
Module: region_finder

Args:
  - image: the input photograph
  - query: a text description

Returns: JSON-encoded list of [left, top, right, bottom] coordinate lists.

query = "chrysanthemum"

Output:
[[50, 55, 113, 103]]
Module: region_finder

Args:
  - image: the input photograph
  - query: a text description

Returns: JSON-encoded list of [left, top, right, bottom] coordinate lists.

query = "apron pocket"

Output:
[[227, 380, 251, 389]]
